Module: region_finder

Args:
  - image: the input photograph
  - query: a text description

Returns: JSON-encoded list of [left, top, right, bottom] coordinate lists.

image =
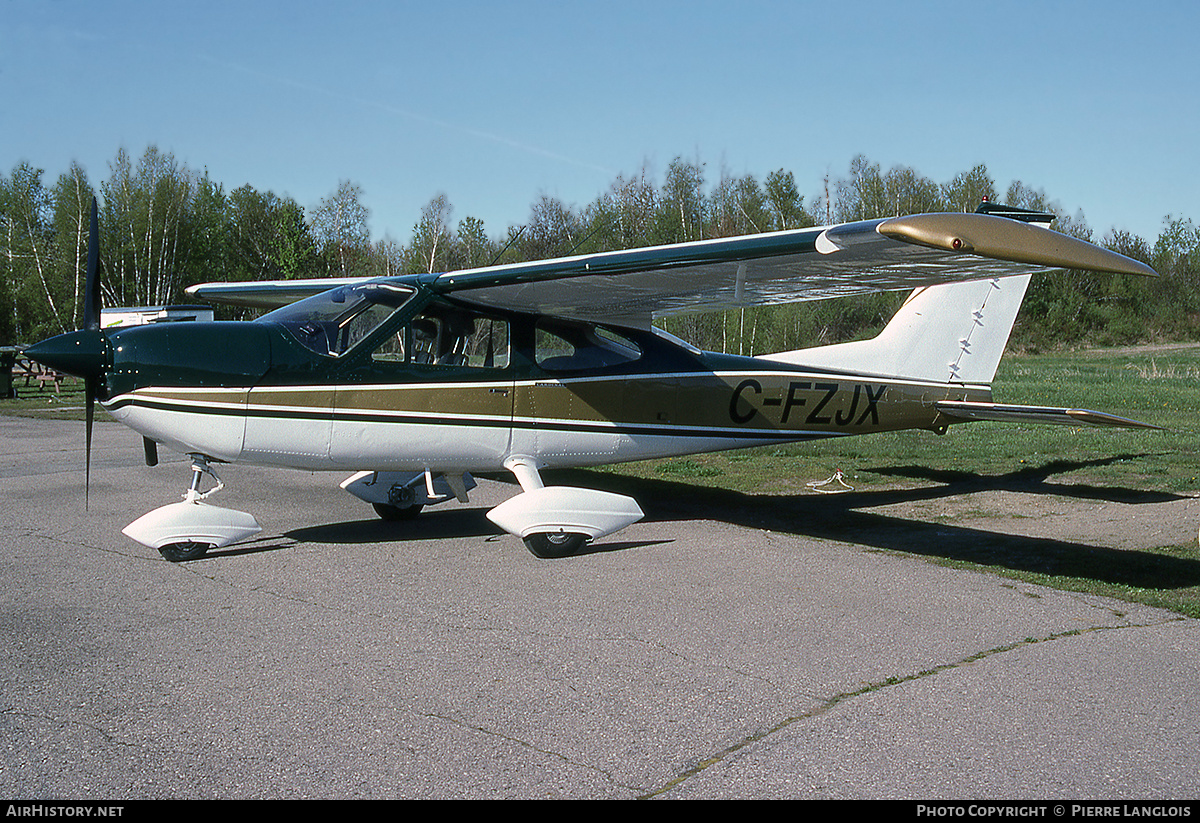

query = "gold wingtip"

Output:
[[879, 213, 1157, 277]]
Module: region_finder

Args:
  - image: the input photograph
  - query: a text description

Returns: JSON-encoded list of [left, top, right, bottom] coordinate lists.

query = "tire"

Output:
[[523, 532, 588, 559], [158, 541, 212, 562], [372, 502, 425, 521]]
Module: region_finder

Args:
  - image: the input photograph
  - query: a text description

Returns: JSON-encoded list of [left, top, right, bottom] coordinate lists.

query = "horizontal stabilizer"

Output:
[[935, 401, 1161, 429]]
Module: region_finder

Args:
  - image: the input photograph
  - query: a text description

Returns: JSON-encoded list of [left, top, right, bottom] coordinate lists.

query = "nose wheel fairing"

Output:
[[121, 501, 263, 558], [486, 456, 644, 558]]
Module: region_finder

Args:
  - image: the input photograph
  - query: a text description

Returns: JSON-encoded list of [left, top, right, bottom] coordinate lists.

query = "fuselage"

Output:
[[93, 284, 990, 473]]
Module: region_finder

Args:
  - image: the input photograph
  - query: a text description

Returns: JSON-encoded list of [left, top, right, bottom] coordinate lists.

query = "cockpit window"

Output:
[[258, 282, 417, 357], [535, 319, 642, 372], [371, 308, 509, 370]]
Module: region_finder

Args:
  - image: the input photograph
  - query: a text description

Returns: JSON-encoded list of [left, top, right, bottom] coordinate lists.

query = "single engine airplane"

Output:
[[25, 199, 1158, 560]]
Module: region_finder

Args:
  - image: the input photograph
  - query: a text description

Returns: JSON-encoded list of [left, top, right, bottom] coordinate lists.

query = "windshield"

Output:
[[258, 281, 417, 357]]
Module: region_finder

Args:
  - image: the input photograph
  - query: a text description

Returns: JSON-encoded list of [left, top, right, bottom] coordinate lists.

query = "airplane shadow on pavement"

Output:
[[547, 456, 1200, 589], [210, 454, 1200, 589]]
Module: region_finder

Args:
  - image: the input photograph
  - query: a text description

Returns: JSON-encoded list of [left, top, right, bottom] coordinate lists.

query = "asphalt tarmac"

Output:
[[2, 415, 1199, 800]]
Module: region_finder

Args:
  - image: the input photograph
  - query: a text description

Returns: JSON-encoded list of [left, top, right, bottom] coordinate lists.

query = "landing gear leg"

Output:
[[184, 454, 223, 503], [155, 456, 226, 560]]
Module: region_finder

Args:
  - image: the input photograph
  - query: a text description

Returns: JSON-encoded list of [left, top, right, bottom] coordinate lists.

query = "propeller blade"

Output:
[[84, 197, 100, 331], [85, 197, 101, 503], [25, 196, 107, 506], [82, 196, 101, 504], [85, 376, 95, 509]]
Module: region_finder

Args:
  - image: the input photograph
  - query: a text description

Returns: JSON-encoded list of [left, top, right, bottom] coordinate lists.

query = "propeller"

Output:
[[84, 195, 101, 331], [24, 196, 109, 505], [83, 197, 100, 505]]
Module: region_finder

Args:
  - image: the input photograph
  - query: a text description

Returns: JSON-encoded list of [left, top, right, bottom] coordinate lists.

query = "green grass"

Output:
[[0, 377, 90, 418]]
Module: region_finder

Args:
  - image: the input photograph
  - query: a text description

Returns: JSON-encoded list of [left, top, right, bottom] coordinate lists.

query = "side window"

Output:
[[340, 302, 398, 354], [410, 316, 441, 364], [462, 316, 510, 369], [534, 325, 575, 366], [535, 320, 642, 372], [371, 326, 406, 363], [370, 309, 509, 370]]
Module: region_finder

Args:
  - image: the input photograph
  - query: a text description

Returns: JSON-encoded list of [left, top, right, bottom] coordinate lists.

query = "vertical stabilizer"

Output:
[[761, 274, 1031, 384]]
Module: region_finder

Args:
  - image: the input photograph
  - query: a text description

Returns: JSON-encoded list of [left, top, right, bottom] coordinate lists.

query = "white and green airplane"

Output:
[[26, 200, 1157, 561]]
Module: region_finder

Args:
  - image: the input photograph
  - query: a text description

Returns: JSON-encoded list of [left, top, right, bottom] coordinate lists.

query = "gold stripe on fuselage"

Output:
[[108, 371, 991, 438]]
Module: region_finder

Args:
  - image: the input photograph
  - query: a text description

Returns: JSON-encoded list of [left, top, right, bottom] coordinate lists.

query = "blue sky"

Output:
[[2, 0, 1196, 248]]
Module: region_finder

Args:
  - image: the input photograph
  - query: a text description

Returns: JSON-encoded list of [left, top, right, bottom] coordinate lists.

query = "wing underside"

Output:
[[440, 226, 1021, 326], [436, 213, 1155, 326]]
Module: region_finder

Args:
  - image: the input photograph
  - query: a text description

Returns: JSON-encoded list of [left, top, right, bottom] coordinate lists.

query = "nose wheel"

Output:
[[157, 540, 213, 562], [153, 457, 224, 561], [523, 532, 589, 558]]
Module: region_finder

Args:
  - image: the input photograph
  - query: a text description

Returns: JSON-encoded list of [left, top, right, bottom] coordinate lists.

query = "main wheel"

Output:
[[523, 532, 589, 559], [158, 541, 212, 562], [372, 502, 425, 521]]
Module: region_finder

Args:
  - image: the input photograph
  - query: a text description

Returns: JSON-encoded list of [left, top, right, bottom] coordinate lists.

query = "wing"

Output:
[[437, 213, 1152, 326], [187, 211, 1154, 322], [185, 276, 374, 310]]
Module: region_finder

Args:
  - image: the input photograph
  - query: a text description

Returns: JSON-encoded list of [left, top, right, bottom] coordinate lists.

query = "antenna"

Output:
[[488, 226, 527, 267], [563, 214, 615, 257]]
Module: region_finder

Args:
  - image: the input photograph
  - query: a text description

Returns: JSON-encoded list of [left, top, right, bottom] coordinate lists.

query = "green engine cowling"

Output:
[[105, 322, 273, 397]]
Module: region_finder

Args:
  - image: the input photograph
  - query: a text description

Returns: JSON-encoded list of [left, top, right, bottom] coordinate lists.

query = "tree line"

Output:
[[2, 146, 1197, 353]]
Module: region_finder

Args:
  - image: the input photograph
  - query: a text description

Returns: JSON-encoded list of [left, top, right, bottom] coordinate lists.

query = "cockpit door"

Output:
[[330, 307, 514, 471]]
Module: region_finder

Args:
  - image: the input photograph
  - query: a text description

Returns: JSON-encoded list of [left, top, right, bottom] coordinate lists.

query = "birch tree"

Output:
[[656, 157, 706, 244], [227, 185, 317, 281], [520, 194, 580, 261], [941, 163, 996, 214], [404, 193, 455, 274], [100, 146, 198, 307], [763, 168, 813, 232], [311, 179, 370, 276], [50, 161, 96, 328], [0, 162, 61, 340]]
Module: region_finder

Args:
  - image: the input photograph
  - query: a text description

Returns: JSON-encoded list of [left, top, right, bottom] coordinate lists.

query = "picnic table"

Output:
[[3, 347, 65, 397]]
